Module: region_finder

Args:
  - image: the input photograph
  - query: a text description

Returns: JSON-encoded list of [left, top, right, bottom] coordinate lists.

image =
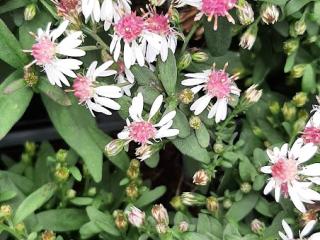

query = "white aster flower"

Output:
[[279, 220, 320, 240], [261, 139, 320, 213], [175, 0, 237, 30], [117, 93, 179, 148], [302, 103, 320, 147], [100, 0, 131, 30], [110, 12, 145, 69], [181, 63, 240, 123], [72, 61, 122, 116], [81, 0, 101, 22], [25, 20, 85, 87]]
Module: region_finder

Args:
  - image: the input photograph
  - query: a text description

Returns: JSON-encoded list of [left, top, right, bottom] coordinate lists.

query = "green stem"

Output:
[[79, 45, 102, 51], [82, 27, 109, 50], [180, 22, 200, 56]]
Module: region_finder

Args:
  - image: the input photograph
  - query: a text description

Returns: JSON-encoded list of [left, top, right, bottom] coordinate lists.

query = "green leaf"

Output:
[[157, 50, 177, 95], [223, 224, 242, 240], [0, 0, 29, 14], [302, 64, 316, 93], [285, 0, 315, 16], [239, 158, 258, 182], [172, 109, 190, 138], [226, 193, 259, 221], [86, 206, 120, 236], [259, 0, 288, 5], [3, 79, 25, 94], [255, 197, 279, 217], [135, 186, 166, 208], [252, 175, 266, 191], [0, 19, 28, 68], [131, 65, 159, 86], [80, 222, 101, 239], [197, 214, 223, 239], [137, 86, 160, 105], [145, 153, 160, 168], [184, 232, 211, 240], [204, 18, 232, 57], [42, 94, 103, 182], [173, 133, 210, 163], [38, 78, 71, 106], [70, 197, 93, 206], [195, 124, 210, 148], [284, 52, 296, 73], [13, 182, 57, 224], [264, 211, 286, 238], [69, 166, 82, 181], [0, 191, 17, 202], [35, 209, 88, 232], [0, 71, 33, 140]]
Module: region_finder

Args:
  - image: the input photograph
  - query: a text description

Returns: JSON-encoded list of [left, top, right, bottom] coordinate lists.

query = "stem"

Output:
[[82, 27, 109, 51], [79, 45, 102, 51], [180, 22, 200, 56]]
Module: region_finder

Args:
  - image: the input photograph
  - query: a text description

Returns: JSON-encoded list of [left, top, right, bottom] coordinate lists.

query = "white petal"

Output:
[[50, 20, 69, 41], [124, 42, 134, 69], [288, 184, 306, 213], [118, 129, 130, 140], [87, 100, 112, 115], [181, 78, 207, 86], [282, 220, 293, 239], [263, 179, 275, 195], [155, 111, 176, 127], [300, 220, 316, 238], [260, 166, 272, 174], [155, 129, 179, 139], [297, 143, 318, 164], [278, 231, 289, 240], [129, 93, 144, 121], [289, 138, 303, 159], [94, 96, 121, 110], [190, 94, 211, 115], [95, 86, 123, 98], [299, 163, 320, 176], [149, 95, 163, 120], [133, 41, 144, 66], [87, 61, 98, 77], [309, 233, 320, 240]]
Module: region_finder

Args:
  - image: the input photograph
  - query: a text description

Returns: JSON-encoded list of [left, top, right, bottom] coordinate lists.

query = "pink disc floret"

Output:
[[302, 126, 320, 145], [201, 0, 237, 17], [145, 14, 170, 35], [129, 121, 157, 144], [271, 159, 297, 184], [115, 13, 144, 42], [31, 37, 55, 65], [73, 75, 94, 103], [206, 70, 231, 99]]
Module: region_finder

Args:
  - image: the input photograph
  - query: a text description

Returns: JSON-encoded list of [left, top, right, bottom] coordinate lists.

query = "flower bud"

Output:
[[149, 0, 166, 6], [244, 84, 262, 103], [178, 52, 192, 71], [105, 139, 125, 157], [250, 219, 265, 235], [170, 196, 185, 211], [24, 3, 37, 21], [223, 199, 232, 209], [283, 39, 299, 55], [290, 64, 306, 79], [25, 141, 37, 156], [293, 118, 306, 134], [282, 102, 296, 121], [260, 4, 279, 25], [269, 101, 280, 115], [237, 1, 254, 26], [193, 170, 210, 186], [240, 182, 252, 193], [41, 230, 56, 240], [127, 166, 140, 180], [127, 206, 145, 228], [239, 24, 258, 50], [293, 19, 306, 36], [252, 126, 264, 138], [56, 149, 68, 162], [178, 221, 189, 232], [24, 67, 38, 87], [0, 205, 12, 218], [151, 204, 169, 225], [189, 116, 202, 130], [192, 51, 209, 63], [14, 223, 25, 234], [113, 210, 128, 230], [66, 189, 76, 199], [54, 166, 70, 182], [156, 223, 168, 234], [206, 196, 219, 213], [181, 192, 206, 206], [126, 183, 139, 199], [88, 187, 96, 197], [179, 88, 194, 104], [213, 143, 224, 154], [22, 153, 32, 164], [135, 145, 152, 161], [170, 8, 180, 25], [292, 92, 308, 107], [129, 159, 140, 169]]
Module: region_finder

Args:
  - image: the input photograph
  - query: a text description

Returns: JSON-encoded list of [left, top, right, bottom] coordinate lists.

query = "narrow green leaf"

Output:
[[157, 50, 177, 95], [70, 197, 93, 206], [0, 19, 28, 68], [195, 124, 210, 148], [80, 222, 101, 239], [69, 166, 82, 181], [302, 64, 316, 93], [0, 71, 33, 140], [285, 0, 315, 16], [0, 0, 29, 14], [13, 182, 57, 224], [38, 78, 71, 106], [172, 109, 191, 138], [0, 191, 17, 202], [135, 186, 166, 207], [226, 193, 259, 221]]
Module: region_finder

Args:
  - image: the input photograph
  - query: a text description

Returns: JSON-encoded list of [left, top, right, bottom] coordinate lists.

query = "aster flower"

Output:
[[81, 0, 101, 22], [181, 63, 240, 123], [261, 139, 320, 213], [302, 104, 320, 147], [279, 220, 320, 240], [126, 206, 145, 228], [117, 93, 179, 148], [143, 8, 179, 62], [100, 0, 131, 30], [25, 20, 85, 87], [175, 0, 237, 30], [110, 12, 145, 69], [72, 61, 123, 116]]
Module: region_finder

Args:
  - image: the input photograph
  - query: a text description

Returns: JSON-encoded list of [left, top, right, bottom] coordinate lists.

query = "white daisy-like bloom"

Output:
[[25, 20, 85, 87], [143, 8, 179, 63], [117, 93, 179, 154], [116, 61, 134, 96], [100, 0, 131, 30], [261, 139, 320, 213], [110, 12, 145, 69], [181, 63, 240, 123], [175, 0, 237, 30], [302, 103, 320, 148], [81, 0, 101, 22], [279, 220, 320, 240], [72, 61, 123, 116]]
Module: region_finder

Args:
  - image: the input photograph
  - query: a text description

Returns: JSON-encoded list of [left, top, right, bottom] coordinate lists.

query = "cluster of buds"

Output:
[[251, 219, 265, 235], [179, 88, 194, 104], [0, 205, 12, 219], [290, 64, 306, 79], [126, 183, 139, 199], [23, 67, 39, 87], [260, 3, 280, 25], [206, 196, 219, 213], [240, 182, 252, 193], [41, 230, 56, 240], [105, 139, 125, 157], [193, 169, 210, 186], [189, 116, 202, 130], [54, 149, 70, 182], [53, 0, 81, 29], [178, 52, 192, 71], [24, 3, 37, 21], [239, 24, 258, 50], [125, 160, 143, 199], [283, 39, 299, 55], [243, 84, 263, 104], [113, 210, 128, 231], [126, 206, 146, 228], [181, 192, 206, 206], [237, 0, 254, 26], [152, 204, 169, 234], [290, 18, 307, 37], [127, 159, 140, 180]]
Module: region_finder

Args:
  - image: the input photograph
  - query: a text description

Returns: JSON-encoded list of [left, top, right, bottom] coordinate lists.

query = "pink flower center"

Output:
[[57, 0, 79, 15], [201, 0, 237, 16], [302, 126, 320, 145], [271, 159, 297, 184], [31, 37, 55, 65], [129, 121, 157, 144], [115, 13, 144, 42], [73, 75, 94, 103], [206, 70, 231, 99], [145, 14, 170, 35]]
